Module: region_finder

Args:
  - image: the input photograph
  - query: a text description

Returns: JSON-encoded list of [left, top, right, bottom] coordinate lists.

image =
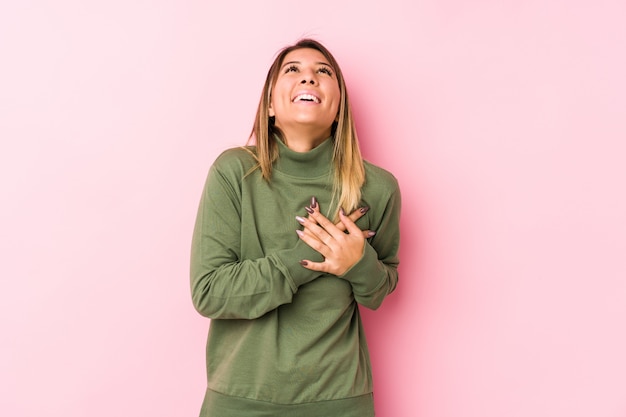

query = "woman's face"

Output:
[[269, 48, 341, 140]]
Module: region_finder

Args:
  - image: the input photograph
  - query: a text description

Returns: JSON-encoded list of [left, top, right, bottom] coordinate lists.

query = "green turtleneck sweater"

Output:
[[190, 137, 401, 417]]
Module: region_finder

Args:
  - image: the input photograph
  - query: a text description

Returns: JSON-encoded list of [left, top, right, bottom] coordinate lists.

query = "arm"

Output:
[[341, 187, 401, 309], [297, 186, 401, 310], [190, 153, 323, 320]]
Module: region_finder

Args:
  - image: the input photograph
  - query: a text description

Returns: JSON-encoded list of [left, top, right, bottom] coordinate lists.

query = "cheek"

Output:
[[328, 85, 341, 107], [330, 92, 341, 114], [270, 86, 288, 109]]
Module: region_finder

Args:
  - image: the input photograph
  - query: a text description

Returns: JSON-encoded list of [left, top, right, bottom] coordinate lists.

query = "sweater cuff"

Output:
[[339, 243, 386, 294], [271, 239, 324, 290]]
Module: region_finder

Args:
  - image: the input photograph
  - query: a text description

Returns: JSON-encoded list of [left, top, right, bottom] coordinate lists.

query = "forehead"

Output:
[[281, 48, 331, 66]]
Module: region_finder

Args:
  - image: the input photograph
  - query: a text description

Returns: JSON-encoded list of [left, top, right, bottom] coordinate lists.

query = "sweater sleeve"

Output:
[[190, 154, 322, 320], [339, 183, 401, 310]]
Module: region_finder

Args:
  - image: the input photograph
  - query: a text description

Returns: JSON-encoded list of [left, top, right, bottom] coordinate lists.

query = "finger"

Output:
[[305, 197, 370, 236], [304, 206, 320, 226], [298, 222, 321, 242], [307, 207, 342, 237], [335, 206, 369, 232], [297, 215, 331, 244], [338, 208, 365, 236], [305, 197, 369, 227], [296, 229, 331, 257], [350, 206, 370, 222], [301, 227, 322, 242], [304, 196, 320, 222], [299, 259, 330, 274]]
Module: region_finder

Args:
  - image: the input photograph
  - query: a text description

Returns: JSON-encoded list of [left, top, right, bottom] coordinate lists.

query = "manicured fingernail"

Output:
[[296, 216, 306, 224], [299, 260, 308, 266], [304, 206, 314, 214], [296, 230, 304, 237], [360, 206, 370, 214], [367, 231, 376, 237], [340, 207, 346, 216], [311, 196, 318, 209]]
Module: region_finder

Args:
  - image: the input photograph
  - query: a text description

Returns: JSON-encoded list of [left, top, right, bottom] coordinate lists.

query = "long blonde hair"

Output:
[[248, 39, 365, 218]]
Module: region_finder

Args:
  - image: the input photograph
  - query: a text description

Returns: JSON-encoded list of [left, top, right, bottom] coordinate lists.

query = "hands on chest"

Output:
[[295, 196, 376, 277]]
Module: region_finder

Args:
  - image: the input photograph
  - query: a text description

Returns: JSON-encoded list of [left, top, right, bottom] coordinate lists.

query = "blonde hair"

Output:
[[248, 39, 365, 218]]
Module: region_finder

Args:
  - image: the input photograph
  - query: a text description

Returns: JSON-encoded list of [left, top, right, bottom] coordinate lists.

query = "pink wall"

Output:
[[2, 1, 625, 416]]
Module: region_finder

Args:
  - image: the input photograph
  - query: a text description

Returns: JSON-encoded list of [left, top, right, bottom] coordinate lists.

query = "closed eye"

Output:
[[317, 66, 333, 76]]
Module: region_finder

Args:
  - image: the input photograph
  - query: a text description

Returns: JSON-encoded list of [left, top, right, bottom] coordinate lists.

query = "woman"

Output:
[[190, 38, 401, 417]]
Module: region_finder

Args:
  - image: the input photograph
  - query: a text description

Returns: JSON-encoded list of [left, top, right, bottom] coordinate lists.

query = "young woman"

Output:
[[190, 38, 401, 417]]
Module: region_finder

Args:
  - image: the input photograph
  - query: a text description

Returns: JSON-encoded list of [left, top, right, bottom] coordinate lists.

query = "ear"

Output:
[[268, 94, 275, 117]]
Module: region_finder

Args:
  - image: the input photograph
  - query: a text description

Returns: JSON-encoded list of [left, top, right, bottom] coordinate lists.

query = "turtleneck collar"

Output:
[[273, 136, 334, 178]]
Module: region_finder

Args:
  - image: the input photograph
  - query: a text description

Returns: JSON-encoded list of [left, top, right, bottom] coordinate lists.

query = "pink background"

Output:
[[2, 1, 625, 416]]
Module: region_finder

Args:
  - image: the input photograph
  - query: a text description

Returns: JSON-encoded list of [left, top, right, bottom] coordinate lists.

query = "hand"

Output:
[[295, 198, 374, 276], [305, 196, 376, 238]]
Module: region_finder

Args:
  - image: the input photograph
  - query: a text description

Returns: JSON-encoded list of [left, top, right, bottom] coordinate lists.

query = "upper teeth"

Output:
[[294, 94, 320, 103]]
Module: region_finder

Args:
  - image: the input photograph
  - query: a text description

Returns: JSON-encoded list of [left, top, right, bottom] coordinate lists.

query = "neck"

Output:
[[277, 125, 332, 152], [273, 134, 334, 178]]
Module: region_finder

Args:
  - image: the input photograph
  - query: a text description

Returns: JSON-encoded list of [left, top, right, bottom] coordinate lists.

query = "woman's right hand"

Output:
[[302, 196, 376, 239]]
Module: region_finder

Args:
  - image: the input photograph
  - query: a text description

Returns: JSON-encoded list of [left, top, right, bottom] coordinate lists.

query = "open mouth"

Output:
[[292, 93, 321, 103]]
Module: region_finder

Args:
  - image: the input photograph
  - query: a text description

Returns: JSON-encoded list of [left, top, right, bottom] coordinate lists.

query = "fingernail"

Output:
[[299, 260, 308, 266], [311, 196, 318, 209], [367, 231, 376, 237], [295, 216, 306, 224], [340, 207, 346, 216], [304, 206, 314, 214], [360, 206, 370, 214], [296, 230, 304, 237]]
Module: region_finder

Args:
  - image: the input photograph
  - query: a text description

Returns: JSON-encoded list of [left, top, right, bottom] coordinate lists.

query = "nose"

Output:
[[300, 71, 317, 85]]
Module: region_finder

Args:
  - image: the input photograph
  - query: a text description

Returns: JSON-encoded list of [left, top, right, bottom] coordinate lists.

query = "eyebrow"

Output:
[[281, 60, 333, 69]]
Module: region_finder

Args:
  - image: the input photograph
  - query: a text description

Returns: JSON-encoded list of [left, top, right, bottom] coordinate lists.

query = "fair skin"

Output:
[[269, 48, 341, 152], [297, 202, 373, 276], [269, 48, 370, 276]]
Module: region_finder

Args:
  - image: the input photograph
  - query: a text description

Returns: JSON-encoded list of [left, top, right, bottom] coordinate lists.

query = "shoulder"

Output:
[[363, 160, 400, 196], [211, 146, 258, 175]]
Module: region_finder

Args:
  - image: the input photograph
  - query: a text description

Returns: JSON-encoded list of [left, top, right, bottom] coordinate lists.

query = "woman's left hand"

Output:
[[296, 206, 366, 277]]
